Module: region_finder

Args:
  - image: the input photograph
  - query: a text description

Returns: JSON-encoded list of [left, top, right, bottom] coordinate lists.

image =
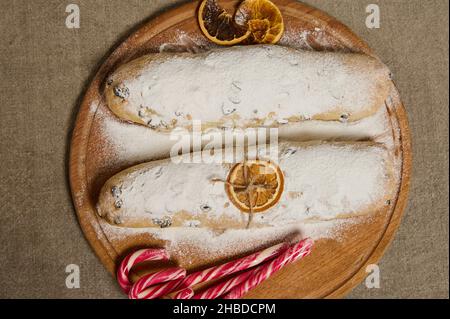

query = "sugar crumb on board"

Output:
[[95, 103, 175, 165], [100, 217, 359, 266]]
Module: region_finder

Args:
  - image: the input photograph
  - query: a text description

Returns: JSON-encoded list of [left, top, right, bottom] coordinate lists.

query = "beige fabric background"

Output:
[[0, 0, 448, 299]]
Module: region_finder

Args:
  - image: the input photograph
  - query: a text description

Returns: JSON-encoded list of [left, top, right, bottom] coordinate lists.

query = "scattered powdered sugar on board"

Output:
[[280, 28, 348, 52], [99, 100, 394, 166], [159, 32, 214, 54], [100, 217, 358, 264], [158, 222, 337, 263], [96, 105, 176, 164]]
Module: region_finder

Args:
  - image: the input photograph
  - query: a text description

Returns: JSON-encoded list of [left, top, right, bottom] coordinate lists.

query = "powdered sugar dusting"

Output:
[[99, 217, 357, 264], [159, 32, 212, 54], [95, 106, 175, 164], [99, 101, 393, 165], [280, 28, 348, 52], [96, 142, 394, 228], [108, 45, 390, 132], [87, 34, 400, 262]]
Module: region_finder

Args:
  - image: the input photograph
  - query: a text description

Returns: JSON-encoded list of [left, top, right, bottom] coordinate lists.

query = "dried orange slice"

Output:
[[226, 160, 284, 213], [235, 0, 284, 44], [198, 0, 251, 45]]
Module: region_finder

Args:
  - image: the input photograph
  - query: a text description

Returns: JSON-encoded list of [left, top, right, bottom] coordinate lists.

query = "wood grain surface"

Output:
[[69, 0, 411, 298]]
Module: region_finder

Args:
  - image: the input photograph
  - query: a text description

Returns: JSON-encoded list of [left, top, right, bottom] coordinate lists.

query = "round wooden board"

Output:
[[69, 0, 411, 298]]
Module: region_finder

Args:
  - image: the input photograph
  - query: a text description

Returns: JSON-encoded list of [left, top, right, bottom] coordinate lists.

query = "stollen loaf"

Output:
[[97, 141, 396, 229], [104, 45, 391, 132]]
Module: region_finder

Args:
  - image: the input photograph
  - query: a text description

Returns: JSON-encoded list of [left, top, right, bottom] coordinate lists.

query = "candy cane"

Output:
[[130, 276, 186, 300], [128, 268, 186, 299], [173, 288, 195, 299], [191, 267, 255, 299], [117, 248, 169, 293], [223, 238, 313, 299], [119, 239, 312, 299], [130, 242, 287, 299], [178, 242, 286, 290], [190, 239, 312, 299]]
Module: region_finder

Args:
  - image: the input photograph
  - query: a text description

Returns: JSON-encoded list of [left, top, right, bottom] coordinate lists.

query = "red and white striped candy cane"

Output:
[[192, 238, 313, 299], [117, 248, 169, 294], [130, 242, 287, 299], [191, 267, 255, 299], [130, 276, 186, 299], [223, 238, 313, 299], [173, 288, 195, 299], [179, 243, 286, 290], [128, 267, 186, 299]]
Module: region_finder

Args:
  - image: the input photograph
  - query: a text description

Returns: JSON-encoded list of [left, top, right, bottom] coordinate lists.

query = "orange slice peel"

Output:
[[236, 0, 284, 44], [225, 160, 284, 213], [198, 0, 284, 46], [198, 0, 251, 46]]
